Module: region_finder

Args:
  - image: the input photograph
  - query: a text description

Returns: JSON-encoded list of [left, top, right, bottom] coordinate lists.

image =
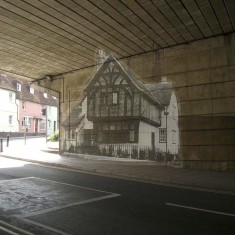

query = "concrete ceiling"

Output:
[[0, 0, 234, 80]]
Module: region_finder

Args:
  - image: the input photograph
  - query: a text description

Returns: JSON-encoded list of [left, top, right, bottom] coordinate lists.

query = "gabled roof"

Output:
[[85, 55, 162, 106], [0, 75, 58, 107], [62, 105, 85, 127], [0, 74, 15, 92], [85, 55, 173, 107], [145, 77, 173, 107]]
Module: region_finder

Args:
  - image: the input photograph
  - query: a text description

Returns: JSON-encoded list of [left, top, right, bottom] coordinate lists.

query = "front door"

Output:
[[151, 132, 155, 151], [35, 119, 38, 133], [54, 121, 56, 132]]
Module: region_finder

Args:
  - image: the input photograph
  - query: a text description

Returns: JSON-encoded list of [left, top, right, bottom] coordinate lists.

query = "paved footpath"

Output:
[[0, 138, 234, 195]]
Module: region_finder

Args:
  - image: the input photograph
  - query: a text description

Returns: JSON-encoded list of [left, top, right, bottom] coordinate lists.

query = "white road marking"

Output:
[[0, 177, 34, 182], [0, 225, 19, 235], [0, 220, 34, 235], [166, 203, 235, 217], [30, 177, 119, 195], [1, 176, 120, 234], [20, 218, 71, 235], [20, 193, 120, 218], [0, 177, 117, 195]]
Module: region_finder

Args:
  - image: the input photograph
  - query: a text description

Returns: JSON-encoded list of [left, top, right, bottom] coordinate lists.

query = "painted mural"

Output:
[[62, 54, 179, 162]]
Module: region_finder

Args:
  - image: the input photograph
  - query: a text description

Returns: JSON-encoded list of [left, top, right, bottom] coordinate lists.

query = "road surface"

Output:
[[0, 156, 234, 235]]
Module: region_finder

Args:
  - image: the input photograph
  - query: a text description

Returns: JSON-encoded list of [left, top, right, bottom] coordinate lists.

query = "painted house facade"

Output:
[[85, 56, 162, 146], [63, 55, 179, 160]]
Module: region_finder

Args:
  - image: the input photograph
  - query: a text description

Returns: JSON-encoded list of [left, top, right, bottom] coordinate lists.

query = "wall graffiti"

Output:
[[62, 54, 179, 162]]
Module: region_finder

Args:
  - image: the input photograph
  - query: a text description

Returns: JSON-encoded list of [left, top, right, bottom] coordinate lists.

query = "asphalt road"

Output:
[[0, 157, 234, 235]]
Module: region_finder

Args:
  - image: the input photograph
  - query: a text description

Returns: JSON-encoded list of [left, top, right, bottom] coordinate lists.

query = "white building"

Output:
[[46, 104, 58, 136], [0, 75, 59, 136], [0, 75, 18, 132], [146, 77, 179, 154]]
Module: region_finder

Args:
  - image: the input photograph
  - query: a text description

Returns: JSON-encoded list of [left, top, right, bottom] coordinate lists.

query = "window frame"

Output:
[[172, 130, 176, 144], [112, 92, 118, 105], [159, 128, 167, 143], [17, 83, 21, 91], [9, 115, 13, 126], [30, 87, 34, 94], [22, 116, 31, 129], [9, 92, 13, 102]]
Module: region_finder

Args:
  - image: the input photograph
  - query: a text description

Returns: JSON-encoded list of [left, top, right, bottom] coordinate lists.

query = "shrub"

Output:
[[48, 130, 59, 142]]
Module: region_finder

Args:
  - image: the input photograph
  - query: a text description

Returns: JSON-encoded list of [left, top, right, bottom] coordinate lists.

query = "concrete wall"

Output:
[[50, 33, 235, 171]]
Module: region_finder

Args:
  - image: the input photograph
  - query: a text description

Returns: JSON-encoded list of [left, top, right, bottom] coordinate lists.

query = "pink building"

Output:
[[12, 78, 58, 135], [18, 99, 46, 133]]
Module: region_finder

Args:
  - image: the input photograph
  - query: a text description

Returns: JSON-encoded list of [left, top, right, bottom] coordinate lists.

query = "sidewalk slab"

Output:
[[0, 139, 234, 196]]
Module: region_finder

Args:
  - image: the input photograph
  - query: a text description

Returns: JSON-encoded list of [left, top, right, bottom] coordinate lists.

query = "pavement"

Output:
[[0, 137, 234, 195]]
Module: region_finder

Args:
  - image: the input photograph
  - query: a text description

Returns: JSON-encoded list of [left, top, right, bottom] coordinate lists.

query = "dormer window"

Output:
[[43, 93, 47, 98], [17, 83, 21, 91], [30, 87, 34, 94]]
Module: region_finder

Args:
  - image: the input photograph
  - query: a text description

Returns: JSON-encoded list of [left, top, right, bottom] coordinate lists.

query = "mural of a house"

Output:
[[63, 55, 179, 160]]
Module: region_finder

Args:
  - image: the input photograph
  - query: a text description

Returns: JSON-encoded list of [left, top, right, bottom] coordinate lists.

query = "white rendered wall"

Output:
[[0, 88, 18, 132], [160, 91, 179, 154], [138, 121, 159, 148], [47, 105, 58, 135]]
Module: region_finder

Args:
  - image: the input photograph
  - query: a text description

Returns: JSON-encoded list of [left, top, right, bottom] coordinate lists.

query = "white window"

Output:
[[43, 93, 48, 98], [71, 129, 75, 140], [40, 119, 46, 130], [30, 87, 34, 94], [9, 92, 13, 102], [22, 116, 31, 128], [129, 130, 135, 142], [17, 83, 21, 91], [159, 128, 166, 143], [113, 92, 118, 104], [67, 129, 75, 140], [9, 115, 13, 125]]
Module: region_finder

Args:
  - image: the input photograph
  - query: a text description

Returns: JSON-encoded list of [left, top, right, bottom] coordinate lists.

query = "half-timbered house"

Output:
[[63, 55, 179, 158], [84, 55, 162, 147]]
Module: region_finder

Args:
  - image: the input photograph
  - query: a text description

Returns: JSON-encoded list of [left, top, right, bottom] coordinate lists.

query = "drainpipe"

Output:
[[164, 107, 169, 156]]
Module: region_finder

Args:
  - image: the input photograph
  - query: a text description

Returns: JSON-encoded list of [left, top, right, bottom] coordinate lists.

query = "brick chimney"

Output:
[[97, 49, 106, 70]]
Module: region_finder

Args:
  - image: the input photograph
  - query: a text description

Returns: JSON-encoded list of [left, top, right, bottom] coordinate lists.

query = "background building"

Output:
[[0, 75, 58, 137], [0, 74, 18, 132]]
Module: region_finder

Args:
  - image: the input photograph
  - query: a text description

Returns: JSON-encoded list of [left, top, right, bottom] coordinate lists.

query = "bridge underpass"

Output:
[[0, 0, 235, 171]]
